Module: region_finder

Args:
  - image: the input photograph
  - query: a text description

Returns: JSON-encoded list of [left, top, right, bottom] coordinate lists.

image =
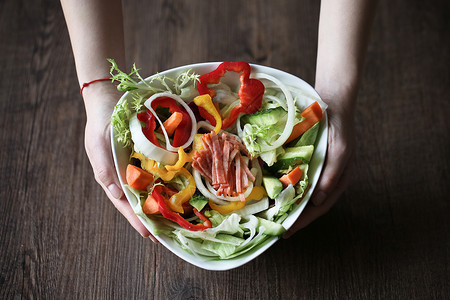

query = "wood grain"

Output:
[[1, 0, 449, 299]]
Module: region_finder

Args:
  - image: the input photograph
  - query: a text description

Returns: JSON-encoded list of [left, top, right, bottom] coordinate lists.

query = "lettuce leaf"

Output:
[[189, 192, 209, 211], [111, 96, 133, 147]]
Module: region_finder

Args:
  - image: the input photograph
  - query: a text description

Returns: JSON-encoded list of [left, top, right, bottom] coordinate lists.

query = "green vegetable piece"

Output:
[[202, 239, 238, 259], [257, 217, 286, 236], [262, 176, 283, 199], [270, 145, 314, 173], [292, 122, 320, 147], [241, 107, 287, 127], [189, 192, 209, 211]]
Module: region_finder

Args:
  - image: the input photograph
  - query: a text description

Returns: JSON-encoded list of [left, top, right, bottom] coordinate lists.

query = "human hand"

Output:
[[82, 84, 158, 242], [283, 96, 356, 238]]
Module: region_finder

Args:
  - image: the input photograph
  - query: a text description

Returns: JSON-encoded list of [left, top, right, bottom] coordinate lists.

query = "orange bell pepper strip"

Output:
[[279, 167, 303, 188], [285, 101, 323, 144]]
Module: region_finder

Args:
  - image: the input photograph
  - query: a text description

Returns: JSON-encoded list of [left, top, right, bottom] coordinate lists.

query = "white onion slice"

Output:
[[264, 83, 328, 112], [264, 95, 288, 110], [233, 196, 269, 216], [205, 180, 254, 202], [197, 121, 241, 141], [252, 73, 296, 152], [196, 121, 215, 132], [193, 169, 229, 205], [144, 92, 197, 152], [235, 115, 244, 138], [129, 113, 178, 165], [237, 215, 258, 248], [251, 158, 262, 186]]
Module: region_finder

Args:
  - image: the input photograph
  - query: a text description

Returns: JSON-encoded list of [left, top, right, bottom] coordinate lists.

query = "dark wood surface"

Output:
[[1, 0, 449, 299]]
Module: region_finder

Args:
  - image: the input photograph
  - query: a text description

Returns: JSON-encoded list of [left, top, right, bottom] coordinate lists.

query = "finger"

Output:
[[283, 163, 351, 238], [148, 235, 159, 243], [85, 127, 124, 200], [311, 126, 353, 206], [85, 127, 154, 238], [87, 141, 155, 238]]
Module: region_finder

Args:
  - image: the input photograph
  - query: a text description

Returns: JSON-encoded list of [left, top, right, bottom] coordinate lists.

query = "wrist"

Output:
[[82, 79, 121, 101], [80, 78, 112, 97], [315, 77, 359, 117], [82, 81, 122, 120]]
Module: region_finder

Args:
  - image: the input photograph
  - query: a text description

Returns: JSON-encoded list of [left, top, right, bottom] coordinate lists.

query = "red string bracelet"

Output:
[[80, 78, 112, 96]]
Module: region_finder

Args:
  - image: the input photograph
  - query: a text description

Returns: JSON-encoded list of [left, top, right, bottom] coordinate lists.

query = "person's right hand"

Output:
[[82, 83, 158, 242], [283, 92, 356, 238]]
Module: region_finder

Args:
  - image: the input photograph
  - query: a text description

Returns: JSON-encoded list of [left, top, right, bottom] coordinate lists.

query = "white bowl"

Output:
[[111, 62, 328, 271]]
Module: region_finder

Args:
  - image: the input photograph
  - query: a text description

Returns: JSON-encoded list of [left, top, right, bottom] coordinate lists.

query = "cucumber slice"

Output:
[[240, 107, 287, 127], [270, 145, 314, 173], [262, 176, 283, 199]]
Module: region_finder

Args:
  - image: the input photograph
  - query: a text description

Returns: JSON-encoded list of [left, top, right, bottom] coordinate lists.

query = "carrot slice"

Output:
[[126, 164, 154, 191], [279, 166, 303, 188], [142, 195, 160, 214], [158, 112, 183, 136], [285, 102, 322, 144]]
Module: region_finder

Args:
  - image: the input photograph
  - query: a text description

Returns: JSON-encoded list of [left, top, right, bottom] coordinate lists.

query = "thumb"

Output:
[[85, 127, 152, 237], [85, 128, 123, 199]]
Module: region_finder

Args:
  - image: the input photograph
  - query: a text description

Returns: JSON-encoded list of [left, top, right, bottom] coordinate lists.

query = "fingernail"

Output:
[[149, 236, 159, 243], [108, 183, 123, 199], [312, 191, 327, 206]]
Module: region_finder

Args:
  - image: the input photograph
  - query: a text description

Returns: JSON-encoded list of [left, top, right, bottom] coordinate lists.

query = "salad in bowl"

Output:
[[110, 61, 327, 270]]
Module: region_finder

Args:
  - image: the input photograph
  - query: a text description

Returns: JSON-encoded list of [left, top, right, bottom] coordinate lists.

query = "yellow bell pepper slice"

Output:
[[132, 152, 179, 181], [155, 133, 204, 173], [132, 152, 195, 214], [194, 94, 222, 133], [191, 134, 204, 152], [167, 168, 196, 213], [245, 186, 267, 201], [165, 147, 193, 172], [209, 200, 245, 214], [165, 134, 204, 171], [208, 186, 267, 214], [186, 133, 204, 160]]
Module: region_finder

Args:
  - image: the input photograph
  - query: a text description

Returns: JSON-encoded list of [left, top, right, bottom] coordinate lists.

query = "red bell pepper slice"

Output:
[[137, 96, 192, 148], [197, 61, 265, 129], [137, 109, 161, 146], [153, 185, 212, 231], [198, 102, 219, 127]]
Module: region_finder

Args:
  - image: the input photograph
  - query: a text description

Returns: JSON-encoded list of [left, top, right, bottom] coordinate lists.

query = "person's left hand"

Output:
[[82, 83, 158, 242]]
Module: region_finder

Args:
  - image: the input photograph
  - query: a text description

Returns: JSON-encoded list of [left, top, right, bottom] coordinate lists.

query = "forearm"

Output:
[[61, 0, 125, 89], [315, 0, 377, 110]]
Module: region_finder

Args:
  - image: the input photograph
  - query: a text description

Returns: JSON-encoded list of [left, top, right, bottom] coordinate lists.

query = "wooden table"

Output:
[[1, 0, 449, 299]]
